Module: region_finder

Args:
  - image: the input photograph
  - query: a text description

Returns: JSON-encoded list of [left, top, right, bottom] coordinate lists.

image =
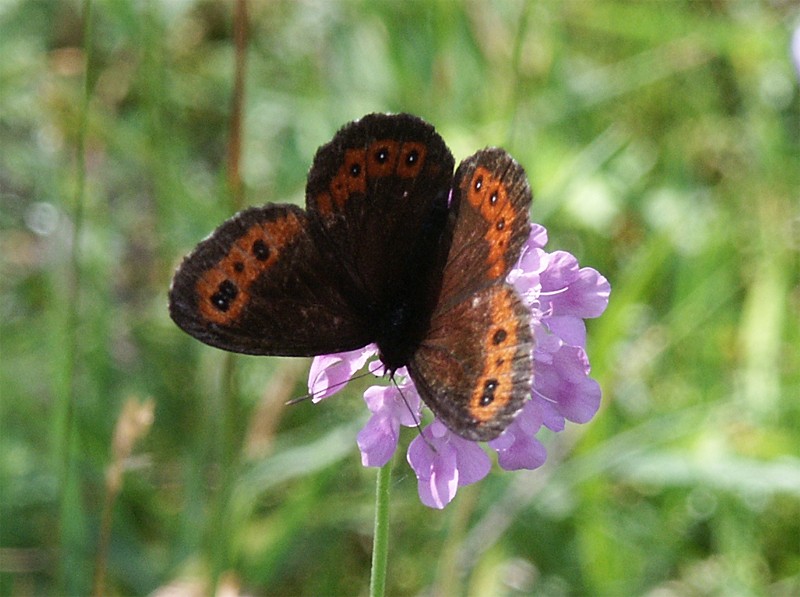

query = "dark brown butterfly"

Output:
[[169, 113, 533, 441]]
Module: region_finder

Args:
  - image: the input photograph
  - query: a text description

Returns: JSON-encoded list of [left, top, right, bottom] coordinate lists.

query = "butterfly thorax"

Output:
[[373, 195, 450, 372], [374, 298, 427, 372]]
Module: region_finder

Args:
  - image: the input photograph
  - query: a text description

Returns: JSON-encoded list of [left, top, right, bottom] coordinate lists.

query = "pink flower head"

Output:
[[309, 223, 610, 508]]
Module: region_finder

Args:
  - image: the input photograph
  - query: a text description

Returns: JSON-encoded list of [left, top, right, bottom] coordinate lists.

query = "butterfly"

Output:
[[169, 113, 533, 441]]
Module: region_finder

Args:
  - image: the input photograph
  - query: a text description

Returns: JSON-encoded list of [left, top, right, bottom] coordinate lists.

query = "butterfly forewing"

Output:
[[436, 148, 532, 311], [169, 204, 370, 356], [305, 113, 455, 307]]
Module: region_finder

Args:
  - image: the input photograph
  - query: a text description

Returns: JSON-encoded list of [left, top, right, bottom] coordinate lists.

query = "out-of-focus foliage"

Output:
[[1, 1, 799, 595]]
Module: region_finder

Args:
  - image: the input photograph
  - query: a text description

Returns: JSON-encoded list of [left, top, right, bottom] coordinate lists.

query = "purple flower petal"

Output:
[[357, 382, 422, 467], [508, 247, 547, 297], [308, 345, 376, 401], [528, 223, 549, 249], [536, 400, 566, 433], [539, 250, 581, 291], [536, 345, 601, 425], [357, 413, 400, 467], [556, 344, 592, 381], [362, 382, 422, 428], [426, 460, 458, 509], [450, 432, 492, 485], [534, 249, 610, 320], [546, 268, 611, 319], [408, 426, 458, 509], [407, 420, 490, 509], [490, 401, 548, 471], [544, 316, 587, 349], [532, 325, 562, 359]]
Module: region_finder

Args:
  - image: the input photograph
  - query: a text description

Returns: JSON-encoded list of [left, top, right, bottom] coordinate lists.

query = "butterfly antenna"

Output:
[[285, 361, 385, 405], [390, 373, 436, 453]]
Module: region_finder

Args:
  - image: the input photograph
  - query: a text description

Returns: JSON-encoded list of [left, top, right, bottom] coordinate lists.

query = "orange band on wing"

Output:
[[467, 288, 524, 423], [196, 212, 305, 325], [466, 165, 521, 280]]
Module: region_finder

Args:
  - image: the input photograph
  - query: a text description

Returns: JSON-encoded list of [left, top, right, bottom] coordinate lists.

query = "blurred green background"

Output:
[[2, 1, 799, 595]]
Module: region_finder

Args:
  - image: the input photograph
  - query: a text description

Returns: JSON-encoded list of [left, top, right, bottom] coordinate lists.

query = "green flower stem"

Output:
[[369, 455, 393, 597]]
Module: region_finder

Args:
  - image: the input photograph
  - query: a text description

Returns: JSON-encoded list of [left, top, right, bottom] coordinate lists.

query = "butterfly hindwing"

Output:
[[168, 204, 369, 356], [409, 284, 533, 441]]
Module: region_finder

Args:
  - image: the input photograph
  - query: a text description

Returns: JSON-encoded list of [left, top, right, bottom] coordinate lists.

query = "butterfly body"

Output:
[[169, 113, 533, 441]]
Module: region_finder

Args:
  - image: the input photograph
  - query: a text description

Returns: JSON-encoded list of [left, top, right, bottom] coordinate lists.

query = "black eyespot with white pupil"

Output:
[[405, 149, 418, 165], [480, 379, 499, 406], [252, 239, 270, 261], [376, 147, 389, 163], [490, 191, 498, 205], [211, 279, 238, 312], [475, 176, 483, 191], [349, 163, 361, 177]]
